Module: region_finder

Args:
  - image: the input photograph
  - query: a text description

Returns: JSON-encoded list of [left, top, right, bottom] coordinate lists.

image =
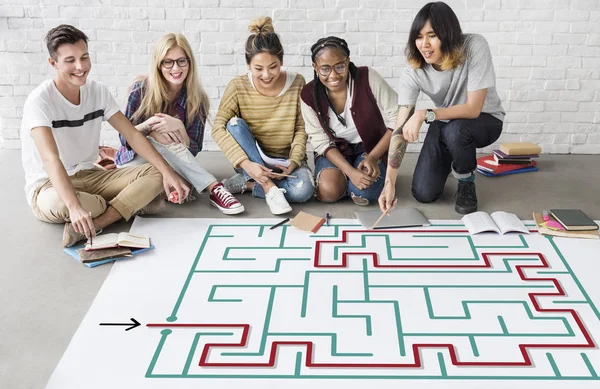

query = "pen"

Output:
[[269, 217, 290, 230], [542, 210, 549, 222], [326, 212, 330, 227]]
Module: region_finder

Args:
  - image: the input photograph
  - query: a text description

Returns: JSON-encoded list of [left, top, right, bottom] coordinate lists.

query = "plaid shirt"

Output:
[[114, 80, 205, 165]]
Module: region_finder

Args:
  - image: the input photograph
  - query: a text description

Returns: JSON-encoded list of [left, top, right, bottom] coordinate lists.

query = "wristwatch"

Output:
[[425, 109, 436, 124]]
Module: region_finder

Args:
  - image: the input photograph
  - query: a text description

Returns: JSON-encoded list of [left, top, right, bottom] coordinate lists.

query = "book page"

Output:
[[256, 141, 291, 169], [461, 212, 500, 234], [86, 233, 119, 250], [117, 233, 150, 248], [491, 211, 530, 235]]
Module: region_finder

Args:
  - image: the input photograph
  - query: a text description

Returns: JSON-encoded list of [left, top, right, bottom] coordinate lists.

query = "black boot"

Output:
[[455, 180, 478, 214]]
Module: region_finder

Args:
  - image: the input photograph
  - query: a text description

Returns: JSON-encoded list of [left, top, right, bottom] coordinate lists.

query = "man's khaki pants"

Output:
[[31, 164, 164, 223]]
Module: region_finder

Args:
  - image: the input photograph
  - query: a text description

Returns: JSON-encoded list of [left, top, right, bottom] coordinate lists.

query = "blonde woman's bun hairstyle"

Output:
[[248, 16, 275, 35], [245, 16, 283, 64]]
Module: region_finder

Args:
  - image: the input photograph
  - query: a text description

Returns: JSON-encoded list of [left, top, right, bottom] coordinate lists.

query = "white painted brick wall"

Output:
[[0, 0, 599, 153]]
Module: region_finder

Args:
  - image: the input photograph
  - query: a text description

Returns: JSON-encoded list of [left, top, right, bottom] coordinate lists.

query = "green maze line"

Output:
[[547, 237, 600, 321], [182, 332, 234, 375], [154, 224, 600, 380], [332, 234, 529, 263], [333, 285, 372, 336]]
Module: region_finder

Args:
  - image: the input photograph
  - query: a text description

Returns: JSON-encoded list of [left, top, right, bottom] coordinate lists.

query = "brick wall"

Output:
[[0, 0, 598, 153]]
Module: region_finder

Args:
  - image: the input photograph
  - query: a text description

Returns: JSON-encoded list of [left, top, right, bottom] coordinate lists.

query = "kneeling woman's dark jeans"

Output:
[[412, 113, 503, 203]]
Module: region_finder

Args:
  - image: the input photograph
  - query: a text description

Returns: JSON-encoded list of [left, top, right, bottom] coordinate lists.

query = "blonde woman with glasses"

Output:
[[115, 33, 244, 214]]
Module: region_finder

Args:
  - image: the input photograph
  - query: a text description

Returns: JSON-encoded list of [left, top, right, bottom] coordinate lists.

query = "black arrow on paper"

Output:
[[99, 317, 141, 331]]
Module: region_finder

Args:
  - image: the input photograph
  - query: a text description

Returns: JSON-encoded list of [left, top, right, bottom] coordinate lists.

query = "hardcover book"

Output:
[[550, 209, 599, 231]]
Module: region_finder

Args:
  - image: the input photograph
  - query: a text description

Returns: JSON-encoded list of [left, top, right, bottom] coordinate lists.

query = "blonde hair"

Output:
[[132, 33, 209, 126], [249, 16, 275, 35], [407, 45, 465, 70], [245, 16, 283, 64]]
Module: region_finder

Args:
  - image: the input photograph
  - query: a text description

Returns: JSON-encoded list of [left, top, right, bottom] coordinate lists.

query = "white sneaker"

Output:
[[265, 186, 292, 215]]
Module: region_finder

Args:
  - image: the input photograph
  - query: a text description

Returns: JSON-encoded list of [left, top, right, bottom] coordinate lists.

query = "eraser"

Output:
[[168, 191, 179, 203]]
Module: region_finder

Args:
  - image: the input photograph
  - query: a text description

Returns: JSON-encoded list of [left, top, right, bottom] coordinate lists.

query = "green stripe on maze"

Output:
[[168, 225, 217, 321], [267, 332, 373, 357], [546, 353, 562, 377], [581, 353, 598, 377], [223, 246, 312, 261], [362, 258, 370, 301], [412, 234, 529, 249], [340, 299, 406, 357], [468, 335, 480, 357], [333, 285, 372, 336], [334, 234, 531, 263], [295, 351, 303, 376], [423, 292, 575, 335], [498, 316, 509, 334], [195, 257, 311, 273], [221, 287, 275, 357], [146, 329, 172, 377], [309, 224, 361, 238], [182, 332, 235, 376], [552, 301, 589, 304], [549, 237, 600, 321], [148, 373, 600, 380], [438, 352, 448, 377]]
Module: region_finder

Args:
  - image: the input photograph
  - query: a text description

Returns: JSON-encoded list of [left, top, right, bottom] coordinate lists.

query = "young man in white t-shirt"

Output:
[[21, 24, 190, 247]]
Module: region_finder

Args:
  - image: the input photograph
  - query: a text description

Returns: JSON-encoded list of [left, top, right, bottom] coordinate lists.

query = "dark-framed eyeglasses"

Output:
[[317, 61, 347, 77], [161, 57, 190, 69]]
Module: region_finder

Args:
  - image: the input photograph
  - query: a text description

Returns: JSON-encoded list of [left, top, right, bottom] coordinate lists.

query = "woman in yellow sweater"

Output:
[[212, 17, 315, 215]]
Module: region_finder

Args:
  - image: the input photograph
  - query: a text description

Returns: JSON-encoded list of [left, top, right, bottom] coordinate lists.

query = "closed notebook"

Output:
[[77, 247, 132, 263], [355, 208, 430, 230], [499, 142, 542, 156], [477, 166, 538, 177], [290, 211, 326, 233], [493, 149, 539, 159], [550, 209, 599, 231]]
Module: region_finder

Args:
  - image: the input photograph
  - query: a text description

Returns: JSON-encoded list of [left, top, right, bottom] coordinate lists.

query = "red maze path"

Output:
[[147, 229, 596, 369]]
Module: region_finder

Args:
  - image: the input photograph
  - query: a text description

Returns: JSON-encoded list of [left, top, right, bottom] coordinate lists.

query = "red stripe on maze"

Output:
[[147, 229, 595, 369]]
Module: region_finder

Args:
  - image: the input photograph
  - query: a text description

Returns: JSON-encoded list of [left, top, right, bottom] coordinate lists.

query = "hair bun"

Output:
[[248, 16, 275, 35]]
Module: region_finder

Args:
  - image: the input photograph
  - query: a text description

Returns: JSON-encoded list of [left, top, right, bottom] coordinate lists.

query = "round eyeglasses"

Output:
[[161, 58, 190, 69], [317, 62, 347, 77]]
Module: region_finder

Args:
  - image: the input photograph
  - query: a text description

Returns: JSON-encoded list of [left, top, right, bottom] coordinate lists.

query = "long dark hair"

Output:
[[405, 2, 465, 70], [310, 36, 359, 137]]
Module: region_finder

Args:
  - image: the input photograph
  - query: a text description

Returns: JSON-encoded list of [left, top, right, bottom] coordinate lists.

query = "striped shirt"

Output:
[[115, 80, 205, 165], [211, 73, 307, 168]]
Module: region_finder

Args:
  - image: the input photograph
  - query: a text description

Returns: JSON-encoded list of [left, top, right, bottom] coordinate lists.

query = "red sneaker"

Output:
[[209, 182, 245, 215]]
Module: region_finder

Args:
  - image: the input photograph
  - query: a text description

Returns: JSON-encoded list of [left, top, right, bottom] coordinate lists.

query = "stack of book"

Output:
[[477, 142, 541, 177], [64, 232, 154, 267], [533, 209, 599, 240]]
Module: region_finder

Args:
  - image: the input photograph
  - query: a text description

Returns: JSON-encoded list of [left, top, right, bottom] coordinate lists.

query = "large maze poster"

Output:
[[46, 218, 600, 389]]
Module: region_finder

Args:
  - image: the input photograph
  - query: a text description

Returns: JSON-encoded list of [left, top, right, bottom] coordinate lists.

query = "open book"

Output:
[[85, 232, 150, 251], [462, 211, 530, 235], [256, 141, 291, 169]]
